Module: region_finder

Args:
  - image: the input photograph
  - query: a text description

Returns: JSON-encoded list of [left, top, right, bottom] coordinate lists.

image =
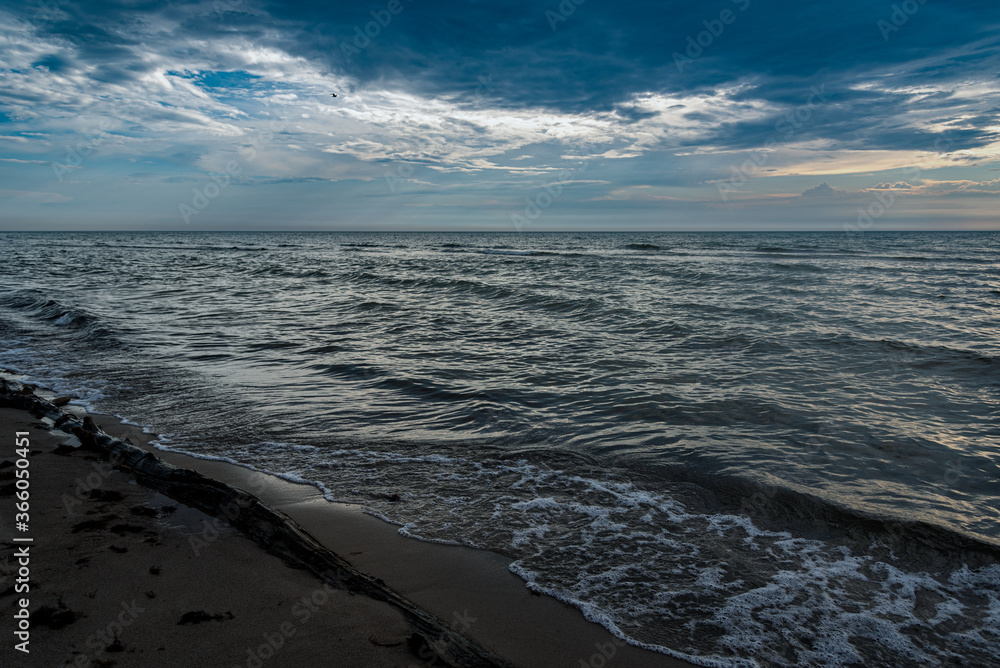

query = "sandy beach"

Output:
[[1, 380, 695, 668], [0, 402, 438, 668]]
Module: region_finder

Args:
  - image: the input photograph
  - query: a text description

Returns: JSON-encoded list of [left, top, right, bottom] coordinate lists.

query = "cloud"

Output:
[[596, 185, 685, 202], [0, 189, 71, 202], [863, 178, 1000, 197], [3, 1, 997, 174], [0, 0, 997, 228], [801, 182, 847, 197], [941, 177, 1000, 194]]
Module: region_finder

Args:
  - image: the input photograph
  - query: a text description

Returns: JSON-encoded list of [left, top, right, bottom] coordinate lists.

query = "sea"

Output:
[[1, 230, 998, 667]]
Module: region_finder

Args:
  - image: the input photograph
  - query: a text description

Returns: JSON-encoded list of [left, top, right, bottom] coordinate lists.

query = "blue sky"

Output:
[[0, 0, 998, 230]]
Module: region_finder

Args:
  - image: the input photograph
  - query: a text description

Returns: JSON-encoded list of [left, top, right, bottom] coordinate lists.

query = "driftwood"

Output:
[[1, 378, 516, 668]]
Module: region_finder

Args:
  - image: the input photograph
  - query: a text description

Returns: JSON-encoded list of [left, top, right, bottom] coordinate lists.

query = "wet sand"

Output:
[[0, 403, 446, 668], [1, 380, 696, 668]]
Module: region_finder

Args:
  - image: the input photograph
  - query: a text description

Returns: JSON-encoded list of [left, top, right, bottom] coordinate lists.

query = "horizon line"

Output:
[[0, 228, 996, 234]]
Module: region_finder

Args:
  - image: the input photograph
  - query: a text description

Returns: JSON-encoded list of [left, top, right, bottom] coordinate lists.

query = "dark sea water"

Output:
[[1, 231, 998, 667]]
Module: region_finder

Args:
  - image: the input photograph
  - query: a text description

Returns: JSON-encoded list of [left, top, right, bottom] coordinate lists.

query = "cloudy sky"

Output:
[[1, 0, 998, 230]]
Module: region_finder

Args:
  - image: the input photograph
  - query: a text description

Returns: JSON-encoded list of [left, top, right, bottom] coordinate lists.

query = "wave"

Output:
[[0, 290, 108, 336], [163, 432, 1000, 668], [771, 262, 826, 273], [49, 242, 274, 252], [333, 269, 620, 320], [350, 300, 404, 313], [480, 249, 560, 256], [869, 337, 996, 367], [248, 266, 330, 279]]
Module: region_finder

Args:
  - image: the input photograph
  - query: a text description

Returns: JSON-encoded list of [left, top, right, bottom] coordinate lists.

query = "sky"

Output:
[[0, 0, 998, 231]]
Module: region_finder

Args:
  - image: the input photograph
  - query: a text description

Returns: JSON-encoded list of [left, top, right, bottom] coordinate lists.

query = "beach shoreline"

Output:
[[1, 378, 697, 668], [0, 400, 435, 668]]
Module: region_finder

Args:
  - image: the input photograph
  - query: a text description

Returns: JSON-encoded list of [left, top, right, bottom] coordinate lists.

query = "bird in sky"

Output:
[[331, 93, 337, 97]]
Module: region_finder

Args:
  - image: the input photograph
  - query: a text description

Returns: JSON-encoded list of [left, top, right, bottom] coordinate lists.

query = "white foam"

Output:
[[151, 442, 246, 469], [0, 347, 108, 411], [255, 441, 319, 453], [15, 415, 992, 668], [396, 523, 467, 547], [507, 560, 748, 668], [512, 496, 562, 512], [87, 430, 1000, 666]]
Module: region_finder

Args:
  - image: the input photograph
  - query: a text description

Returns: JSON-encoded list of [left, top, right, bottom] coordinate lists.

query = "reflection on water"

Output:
[[1, 231, 998, 666]]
